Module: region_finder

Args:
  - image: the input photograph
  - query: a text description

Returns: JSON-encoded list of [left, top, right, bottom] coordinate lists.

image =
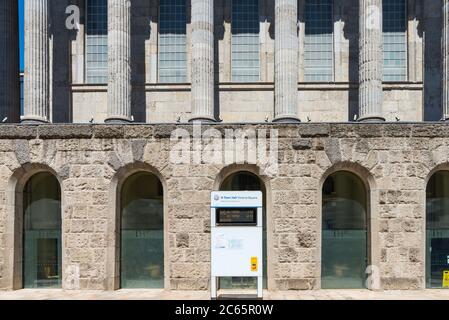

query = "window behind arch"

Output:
[[426, 171, 449, 288], [383, 0, 407, 81], [231, 0, 260, 82], [121, 172, 164, 288], [322, 171, 368, 289], [304, 0, 334, 82], [158, 0, 187, 83], [85, 0, 108, 84], [23, 173, 61, 288]]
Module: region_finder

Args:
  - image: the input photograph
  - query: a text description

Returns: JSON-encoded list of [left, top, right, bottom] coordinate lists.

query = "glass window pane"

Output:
[[426, 171, 449, 289], [304, 0, 334, 82], [220, 172, 267, 289], [383, 0, 407, 82], [121, 172, 164, 288], [322, 171, 367, 289], [158, 0, 187, 83], [231, 0, 260, 82], [23, 173, 61, 288], [86, 0, 108, 84]]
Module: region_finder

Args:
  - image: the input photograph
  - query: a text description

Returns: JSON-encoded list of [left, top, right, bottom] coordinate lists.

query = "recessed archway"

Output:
[[426, 170, 449, 289], [22, 172, 62, 288], [321, 170, 368, 289], [120, 171, 165, 289], [219, 170, 268, 290]]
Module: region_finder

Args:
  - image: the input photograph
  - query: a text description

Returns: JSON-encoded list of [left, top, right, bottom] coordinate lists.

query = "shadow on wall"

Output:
[[340, 0, 360, 121], [131, 0, 153, 123], [52, 0, 75, 123], [422, 0, 443, 121]]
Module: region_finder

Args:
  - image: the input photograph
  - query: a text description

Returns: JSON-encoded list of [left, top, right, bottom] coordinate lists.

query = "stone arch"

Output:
[[106, 162, 169, 290], [424, 163, 449, 288], [213, 164, 274, 290], [5, 163, 62, 290], [318, 161, 379, 290]]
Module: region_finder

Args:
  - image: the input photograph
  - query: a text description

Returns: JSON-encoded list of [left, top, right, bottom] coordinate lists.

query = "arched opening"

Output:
[[426, 171, 449, 289], [219, 171, 267, 289], [23, 172, 61, 288], [321, 171, 368, 289], [120, 172, 164, 288]]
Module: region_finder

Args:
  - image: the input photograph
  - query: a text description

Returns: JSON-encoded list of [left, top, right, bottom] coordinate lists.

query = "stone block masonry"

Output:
[[0, 123, 447, 291]]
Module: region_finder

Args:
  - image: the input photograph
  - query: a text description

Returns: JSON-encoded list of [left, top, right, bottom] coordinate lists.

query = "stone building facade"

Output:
[[0, 123, 447, 291], [0, 0, 449, 294]]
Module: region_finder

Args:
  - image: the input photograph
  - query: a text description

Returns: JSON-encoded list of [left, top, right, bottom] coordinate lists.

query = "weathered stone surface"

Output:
[[0, 125, 38, 139], [299, 124, 330, 138], [38, 125, 93, 139], [292, 139, 312, 150], [92, 125, 124, 139], [14, 140, 30, 165], [0, 123, 446, 292]]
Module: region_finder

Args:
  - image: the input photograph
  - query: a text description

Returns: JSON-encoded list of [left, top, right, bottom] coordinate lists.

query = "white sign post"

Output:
[[210, 191, 263, 299]]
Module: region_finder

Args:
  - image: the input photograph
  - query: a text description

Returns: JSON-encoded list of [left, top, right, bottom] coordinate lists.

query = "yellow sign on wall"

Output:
[[443, 271, 449, 288], [251, 257, 258, 272]]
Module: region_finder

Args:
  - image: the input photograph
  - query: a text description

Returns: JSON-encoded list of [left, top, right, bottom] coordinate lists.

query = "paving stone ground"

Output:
[[0, 289, 448, 300]]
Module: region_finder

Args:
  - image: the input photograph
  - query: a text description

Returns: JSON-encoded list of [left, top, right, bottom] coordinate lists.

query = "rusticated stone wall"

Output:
[[0, 123, 448, 291]]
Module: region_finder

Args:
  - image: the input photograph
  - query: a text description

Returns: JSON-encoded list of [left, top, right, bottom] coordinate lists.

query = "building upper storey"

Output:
[[1, 0, 449, 124]]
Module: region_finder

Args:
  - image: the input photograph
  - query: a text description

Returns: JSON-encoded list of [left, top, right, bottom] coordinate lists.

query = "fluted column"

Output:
[[189, 0, 216, 122], [443, 0, 449, 121], [22, 0, 50, 123], [106, 0, 132, 123], [0, 1, 19, 123], [274, 0, 300, 123], [358, 0, 385, 122]]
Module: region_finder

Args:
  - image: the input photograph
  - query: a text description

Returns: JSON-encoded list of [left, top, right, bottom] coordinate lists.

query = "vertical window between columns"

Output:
[[158, 0, 187, 83], [231, 0, 260, 82], [85, 0, 108, 84], [383, 0, 408, 82], [304, 0, 334, 82]]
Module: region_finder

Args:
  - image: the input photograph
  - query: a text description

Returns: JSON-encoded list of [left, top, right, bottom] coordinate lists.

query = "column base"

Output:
[[104, 116, 133, 124], [273, 116, 301, 123], [357, 116, 386, 123], [188, 116, 217, 123], [441, 116, 449, 122], [20, 116, 49, 124]]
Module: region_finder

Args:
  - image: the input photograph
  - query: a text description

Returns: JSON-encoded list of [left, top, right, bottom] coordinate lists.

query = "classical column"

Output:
[[443, 0, 449, 121], [106, 0, 132, 123], [274, 0, 300, 123], [358, 0, 385, 122], [189, 0, 216, 122], [22, 0, 50, 123], [0, 1, 19, 123]]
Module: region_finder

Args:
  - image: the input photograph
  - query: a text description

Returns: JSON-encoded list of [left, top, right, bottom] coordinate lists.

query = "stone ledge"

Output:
[[0, 123, 447, 140]]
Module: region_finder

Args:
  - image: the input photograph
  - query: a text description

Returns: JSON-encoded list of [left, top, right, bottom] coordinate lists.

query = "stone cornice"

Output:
[[0, 123, 448, 140]]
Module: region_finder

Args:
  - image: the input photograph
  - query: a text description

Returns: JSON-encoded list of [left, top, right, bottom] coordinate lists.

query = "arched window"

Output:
[[220, 171, 267, 289], [426, 171, 449, 289], [322, 171, 368, 289], [121, 172, 164, 288], [23, 172, 61, 288]]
